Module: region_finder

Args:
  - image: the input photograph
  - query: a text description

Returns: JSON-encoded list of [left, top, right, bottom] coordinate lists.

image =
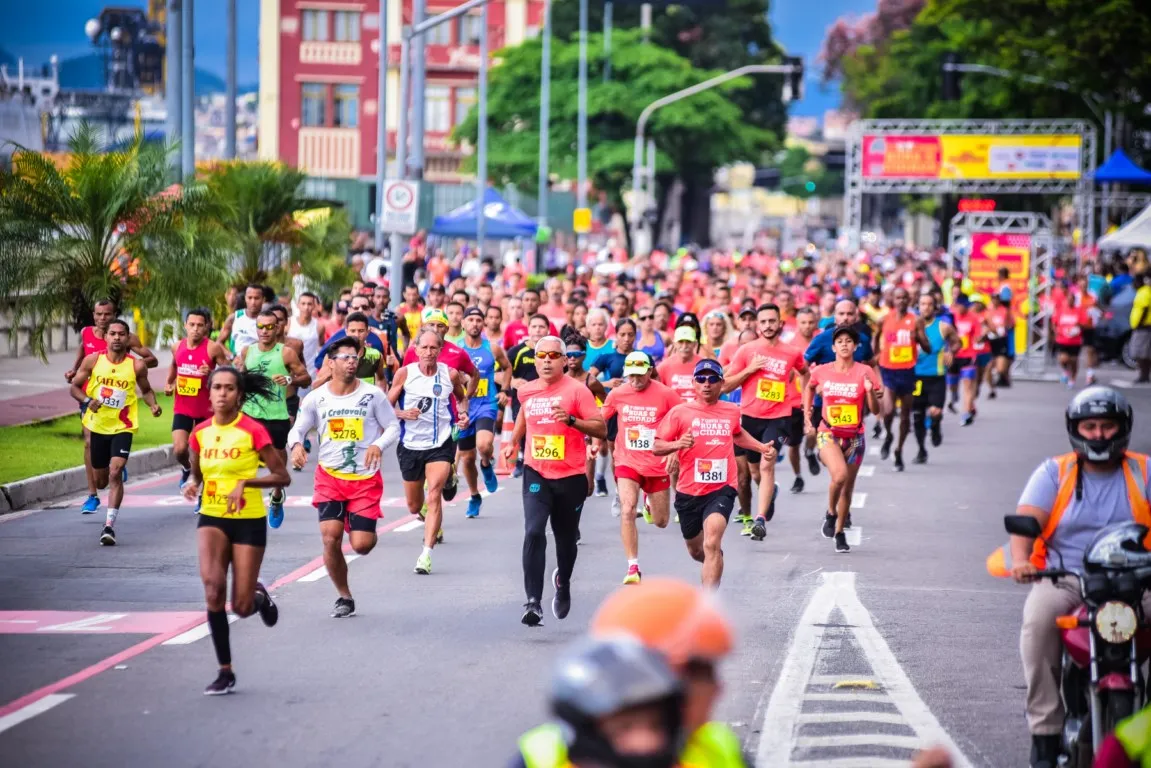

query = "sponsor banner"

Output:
[[862, 134, 1081, 180]]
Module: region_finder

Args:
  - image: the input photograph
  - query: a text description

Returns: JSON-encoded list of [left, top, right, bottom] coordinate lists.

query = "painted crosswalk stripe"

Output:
[[37, 613, 128, 632], [298, 554, 361, 583], [162, 614, 239, 645], [0, 694, 75, 735], [856, 465, 875, 477], [394, 520, 423, 533]]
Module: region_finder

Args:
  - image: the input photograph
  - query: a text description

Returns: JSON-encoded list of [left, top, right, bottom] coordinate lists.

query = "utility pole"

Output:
[[180, 0, 195, 178], [476, 1, 489, 254], [602, 1, 612, 82], [537, 0, 552, 228], [576, 0, 588, 243], [377, 0, 397, 304], [410, 0, 427, 178], [224, 0, 236, 159], [166, 0, 182, 167]]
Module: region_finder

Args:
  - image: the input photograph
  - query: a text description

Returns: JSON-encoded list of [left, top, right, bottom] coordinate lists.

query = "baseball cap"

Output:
[[421, 307, 449, 326], [832, 324, 860, 344], [623, 351, 653, 376], [463, 306, 484, 319], [694, 359, 724, 378], [673, 326, 697, 343], [428, 283, 446, 293], [738, 307, 756, 319]]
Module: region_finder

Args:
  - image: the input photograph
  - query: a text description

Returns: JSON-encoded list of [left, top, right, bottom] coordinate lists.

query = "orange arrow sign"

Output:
[[980, 238, 1028, 260]]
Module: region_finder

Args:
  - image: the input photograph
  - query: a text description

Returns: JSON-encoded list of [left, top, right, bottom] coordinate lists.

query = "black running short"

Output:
[[674, 486, 737, 540], [789, 408, 805, 445], [287, 394, 300, 420], [913, 376, 947, 410], [317, 502, 379, 533], [197, 514, 267, 547], [1054, 343, 1082, 358], [989, 337, 1009, 358], [606, 414, 619, 442], [456, 417, 495, 452], [90, 432, 133, 470], [397, 438, 456, 482], [256, 418, 291, 450], [736, 415, 791, 462], [171, 413, 207, 433]]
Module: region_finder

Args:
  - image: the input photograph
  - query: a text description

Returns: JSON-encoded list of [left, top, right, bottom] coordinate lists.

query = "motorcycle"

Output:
[[1004, 516, 1151, 766]]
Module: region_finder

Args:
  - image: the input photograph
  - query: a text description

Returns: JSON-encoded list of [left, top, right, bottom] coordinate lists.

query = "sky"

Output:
[[1, 0, 873, 117]]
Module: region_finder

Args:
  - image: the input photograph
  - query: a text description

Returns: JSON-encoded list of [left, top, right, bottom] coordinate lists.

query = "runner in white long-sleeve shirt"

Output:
[[287, 336, 400, 619]]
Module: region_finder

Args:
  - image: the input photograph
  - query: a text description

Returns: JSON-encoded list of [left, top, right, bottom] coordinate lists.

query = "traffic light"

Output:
[[782, 56, 804, 102], [942, 52, 961, 101]]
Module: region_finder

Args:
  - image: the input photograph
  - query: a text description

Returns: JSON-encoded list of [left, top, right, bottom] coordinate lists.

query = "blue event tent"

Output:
[[431, 187, 538, 239], [1093, 149, 1151, 185]]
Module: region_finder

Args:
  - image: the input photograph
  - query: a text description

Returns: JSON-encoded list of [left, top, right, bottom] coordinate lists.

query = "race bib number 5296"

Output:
[[532, 434, 565, 461]]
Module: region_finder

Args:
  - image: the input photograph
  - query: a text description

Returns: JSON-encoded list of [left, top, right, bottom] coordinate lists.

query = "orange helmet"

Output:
[[590, 578, 734, 667]]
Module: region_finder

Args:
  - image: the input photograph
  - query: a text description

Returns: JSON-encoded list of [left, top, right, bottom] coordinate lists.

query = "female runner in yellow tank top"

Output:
[[181, 367, 291, 696]]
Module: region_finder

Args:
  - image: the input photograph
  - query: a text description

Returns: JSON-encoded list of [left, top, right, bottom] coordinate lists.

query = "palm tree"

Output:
[[0, 123, 230, 359]]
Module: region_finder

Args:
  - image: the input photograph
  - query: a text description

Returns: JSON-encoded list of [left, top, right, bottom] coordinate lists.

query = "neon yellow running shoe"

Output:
[[740, 519, 753, 536], [436, 529, 444, 544], [641, 504, 653, 525], [622, 564, 641, 584], [414, 551, 432, 575]]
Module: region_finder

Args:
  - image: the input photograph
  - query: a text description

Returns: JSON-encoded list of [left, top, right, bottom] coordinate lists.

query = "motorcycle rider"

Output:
[[990, 386, 1151, 768], [512, 635, 686, 768]]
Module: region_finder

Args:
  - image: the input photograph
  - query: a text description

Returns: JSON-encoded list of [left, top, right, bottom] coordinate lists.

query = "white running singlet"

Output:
[[398, 362, 455, 450]]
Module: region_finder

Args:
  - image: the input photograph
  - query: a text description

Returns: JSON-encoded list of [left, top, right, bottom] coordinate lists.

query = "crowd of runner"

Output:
[[62, 244, 1131, 705]]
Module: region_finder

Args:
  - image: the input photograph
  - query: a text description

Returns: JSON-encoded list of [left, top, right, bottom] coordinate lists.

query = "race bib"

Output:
[[203, 479, 243, 513], [826, 404, 859, 427], [1062, 325, 1080, 338], [476, 378, 489, 397], [98, 386, 127, 409], [889, 346, 914, 364], [532, 434, 565, 461], [694, 458, 728, 484], [756, 379, 786, 402], [625, 427, 656, 451], [329, 417, 364, 441], [176, 375, 201, 397], [960, 336, 971, 350]]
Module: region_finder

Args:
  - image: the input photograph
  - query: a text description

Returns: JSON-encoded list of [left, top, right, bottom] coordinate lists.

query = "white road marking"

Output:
[[754, 572, 972, 768], [298, 554, 361, 583], [0, 693, 75, 735], [36, 613, 128, 632], [867, 446, 880, 456], [808, 674, 878, 686], [845, 527, 863, 547], [394, 520, 423, 533], [796, 712, 906, 725], [851, 492, 867, 509], [162, 614, 238, 645], [795, 734, 925, 749], [856, 465, 875, 477], [790, 758, 911, 768]]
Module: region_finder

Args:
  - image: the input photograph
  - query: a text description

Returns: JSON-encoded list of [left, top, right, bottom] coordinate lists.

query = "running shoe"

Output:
[[844, 512, 853, 529], [790, 477, 804, 494], [414, 551, 432, 575], [961, 412, 974, 427], [988, 390, 997, 400], [99, 526, 116, 546], [673, 513, 679, 524], [1086, 372, 1097, 386], [521, 599, 543, 627], [436, 529, 444, 544], [821, 514, 836, 539], [204, 669, 236, 696], [331, 597, 355, 618], [594, 477, 608, 497], [750, 516, 767, 541], [740, 518, 753, 537], [835, 532, 850, 553], [254, 583, 278, 627], [443, 466, 459, 502], [806, 450, 820, 476], [880, 434, 893, 460], [194, 494, 202, 514], [179, 467, 191, 489], [930, 420, 943, 447], [466, 495, 482, 518], [914, 448, 928, 465], [893, 451, 905, 472], [611, 495, 621, 518], [121, 466, 128, 483], [622, 564, 641, 585], [872, 422, 883, 439], [947, 401, 958, 414], [551, 568, 571, 620], [513, 460, 524, 479], [268, 491, 285, 529], [419, 503, 427, 520], [640, 503, 653, 525], [481, 461, 499, 493], [765, 483, 779, 522], [81, 494, 100, 514]]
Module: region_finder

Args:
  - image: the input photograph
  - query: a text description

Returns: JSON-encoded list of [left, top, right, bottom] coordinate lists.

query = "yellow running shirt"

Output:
[[190, 414, 272, 519], [82, 353, 138, 435]]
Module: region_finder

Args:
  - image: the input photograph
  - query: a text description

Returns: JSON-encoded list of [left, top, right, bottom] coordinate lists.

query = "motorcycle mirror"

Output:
[[1004, 515, 1043, 539]]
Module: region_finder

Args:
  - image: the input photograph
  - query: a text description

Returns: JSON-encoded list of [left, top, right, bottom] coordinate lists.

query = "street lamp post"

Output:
[[166, 0, 182, 165], [180, 0, 195, 179], [576, 0, 588, 243], [477, 1, 489, 255], [537, 0, 553, 229], [225, 0, 236, 159], [630, 62, 802, 252]]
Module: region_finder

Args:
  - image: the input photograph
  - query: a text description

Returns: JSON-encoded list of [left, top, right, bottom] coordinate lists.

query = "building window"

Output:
[[302, 10, 329, 41], [333, 11, 361, 42], [458, 14, 484, 45], [427, 22, 452, 46], [454, 86, 476, 127], [334, 84, 359, 128], [301, 83, 327, 127], [425, 86, 451, 132]]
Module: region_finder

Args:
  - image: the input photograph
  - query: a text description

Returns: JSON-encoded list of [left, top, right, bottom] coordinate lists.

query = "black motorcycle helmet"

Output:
[[1066, 385, 1133, 463], [550, 635, 685, 768]]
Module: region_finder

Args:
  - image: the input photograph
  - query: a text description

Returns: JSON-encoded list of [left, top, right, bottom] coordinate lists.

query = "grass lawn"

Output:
[[0, 394, 175, 486]]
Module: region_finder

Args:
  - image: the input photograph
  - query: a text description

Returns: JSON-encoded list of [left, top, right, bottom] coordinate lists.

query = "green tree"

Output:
[[453, 29, 777, 246], [0, 124, 229, 359]]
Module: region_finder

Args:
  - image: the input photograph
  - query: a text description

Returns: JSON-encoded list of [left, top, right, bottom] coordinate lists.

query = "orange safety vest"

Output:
[[987, 452, 1151, 578]]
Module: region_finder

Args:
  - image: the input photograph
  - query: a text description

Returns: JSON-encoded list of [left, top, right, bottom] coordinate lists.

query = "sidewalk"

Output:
[[0, 348, 173, 427]]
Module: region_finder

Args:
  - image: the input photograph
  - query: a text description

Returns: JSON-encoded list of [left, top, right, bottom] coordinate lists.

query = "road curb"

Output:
[[0, 446, 175, 514]]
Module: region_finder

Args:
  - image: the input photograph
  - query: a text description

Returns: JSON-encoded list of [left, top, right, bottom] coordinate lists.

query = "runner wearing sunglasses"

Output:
[[563, 332, 607, 497], [654, 359, 771, 586]]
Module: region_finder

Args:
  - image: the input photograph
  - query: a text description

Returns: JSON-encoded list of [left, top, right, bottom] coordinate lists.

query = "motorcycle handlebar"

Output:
[[1035, 569, 1076, 583]]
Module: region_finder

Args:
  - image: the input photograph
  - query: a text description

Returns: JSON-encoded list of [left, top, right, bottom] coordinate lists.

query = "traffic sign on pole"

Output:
[[382, 179, 421, 236], [573, 207, 592, 234]]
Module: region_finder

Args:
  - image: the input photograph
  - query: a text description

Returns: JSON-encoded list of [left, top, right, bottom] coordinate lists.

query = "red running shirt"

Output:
[[728, 339, 806, 420], [656, 400, 742, 497], [602, 380, 683, 477], [810, 362, 881, 439], [656, 355, 702, 403], [518, 375, 600, 480]]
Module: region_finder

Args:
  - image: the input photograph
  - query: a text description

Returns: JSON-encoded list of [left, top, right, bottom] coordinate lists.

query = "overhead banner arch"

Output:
[[844, 119, 1096, 252]]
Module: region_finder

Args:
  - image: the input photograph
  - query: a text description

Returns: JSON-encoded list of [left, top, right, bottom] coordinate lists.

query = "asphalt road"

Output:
[[2, 375, 1150, 768]]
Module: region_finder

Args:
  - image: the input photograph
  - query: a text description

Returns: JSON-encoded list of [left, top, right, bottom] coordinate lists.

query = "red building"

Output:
[[259, 0, 544, 184]]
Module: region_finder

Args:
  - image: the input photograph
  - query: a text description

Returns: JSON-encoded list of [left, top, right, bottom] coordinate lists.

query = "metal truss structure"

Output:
[[846, 119, 1096, 252], [947, 211, 1055, 378]]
